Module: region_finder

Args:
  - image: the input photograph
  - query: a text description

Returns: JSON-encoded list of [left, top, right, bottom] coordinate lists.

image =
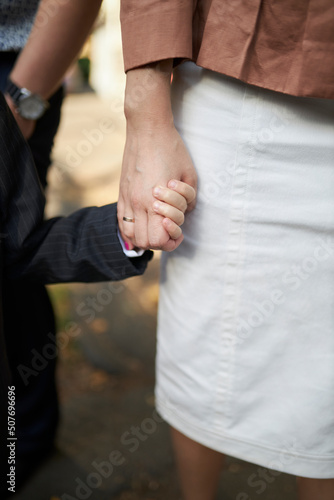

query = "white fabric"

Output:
[[156, 62, 334, 478]]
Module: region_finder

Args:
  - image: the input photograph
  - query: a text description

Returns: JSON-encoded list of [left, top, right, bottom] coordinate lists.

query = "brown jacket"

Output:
[[121, 0, 334, 99]]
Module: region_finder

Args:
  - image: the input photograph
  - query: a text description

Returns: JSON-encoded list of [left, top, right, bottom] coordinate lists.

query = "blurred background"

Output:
[[12, 1, 297, 498]]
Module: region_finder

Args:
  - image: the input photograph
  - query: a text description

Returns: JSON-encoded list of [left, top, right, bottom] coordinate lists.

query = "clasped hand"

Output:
[[117, 124, 197, 252]]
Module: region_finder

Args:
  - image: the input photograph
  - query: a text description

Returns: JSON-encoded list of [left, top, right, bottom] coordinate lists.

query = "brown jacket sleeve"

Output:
[[121, 0, 334, 99], [120, 0, 195, 72]]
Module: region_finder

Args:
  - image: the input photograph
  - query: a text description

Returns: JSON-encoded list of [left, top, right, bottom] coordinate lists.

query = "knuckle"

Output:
[[171, 227, 182, 240], [188, 187, 196, 203], [180, 199, 187, 213], [131, 193, 143, 211], [122, 226, 134, 239], [117, 197, 124, 210], [179, 212, 185, 225], [160, 188, 172, 205], [150, 234, 168, 250], [137, 240, 150, 250]]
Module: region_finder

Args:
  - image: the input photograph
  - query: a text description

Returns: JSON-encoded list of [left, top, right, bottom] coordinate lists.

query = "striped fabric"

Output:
[[0, 91, 152, 459], [0, 92, 152, 283]]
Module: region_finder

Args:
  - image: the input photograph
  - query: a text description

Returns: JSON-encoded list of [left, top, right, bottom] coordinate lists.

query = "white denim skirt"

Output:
[[156, 62, 334, 478]]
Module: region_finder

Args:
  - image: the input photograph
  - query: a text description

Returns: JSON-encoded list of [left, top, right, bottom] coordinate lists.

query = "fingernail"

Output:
[[153, 201, 160, 211], [124, 241, 130, 250], [153, 187, 161, 196], [168, 180, 177, 189]]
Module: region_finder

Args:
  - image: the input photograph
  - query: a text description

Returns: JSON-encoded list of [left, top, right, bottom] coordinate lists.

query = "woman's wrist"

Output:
[[124, 59, 174, 130]]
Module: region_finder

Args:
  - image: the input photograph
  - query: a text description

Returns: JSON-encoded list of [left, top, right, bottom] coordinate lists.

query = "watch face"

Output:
[[18, 94, 46, 120]]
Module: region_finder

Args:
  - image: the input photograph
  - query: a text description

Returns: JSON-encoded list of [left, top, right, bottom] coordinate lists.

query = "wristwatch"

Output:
[[5, 79, 49, 120]]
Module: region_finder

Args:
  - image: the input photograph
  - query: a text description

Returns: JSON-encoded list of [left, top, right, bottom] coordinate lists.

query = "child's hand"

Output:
[[152, 180, 196, 241]]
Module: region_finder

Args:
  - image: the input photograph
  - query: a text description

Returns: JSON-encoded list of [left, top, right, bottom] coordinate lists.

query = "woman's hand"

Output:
[[117, 60, 197, 251], [124, 180, 196, 251], [118, 124, 197, 251]]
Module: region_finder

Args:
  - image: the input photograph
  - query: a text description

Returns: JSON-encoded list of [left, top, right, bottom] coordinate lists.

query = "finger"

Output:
[[124, 240, 135, 251], [186, 195, 196, 214], [180, 170, 198, 213], [120, 218, 136, 244], [117, 197, 135, 244], [134, 208, 149, 249], [153, 200, 184, 226], [147, 212, 170, 249], [168, 179, 196, 205], [118, 225, 135, 249], [162, 218, 182, 240], [118, 142, 137, 244], [153, 185, 187, 213], [118, 232, 135, 251], [161, 232, 184, 252]]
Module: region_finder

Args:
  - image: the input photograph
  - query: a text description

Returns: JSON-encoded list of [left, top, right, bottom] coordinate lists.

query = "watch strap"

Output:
[[5, 78, 49, 120], [5, 79, 26, 104]]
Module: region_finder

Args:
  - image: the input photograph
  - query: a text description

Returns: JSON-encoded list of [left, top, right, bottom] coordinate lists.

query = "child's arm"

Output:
[[1, 93, 152, 284], [2, 94, 193, 284], [6, 204, 153, 284]]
